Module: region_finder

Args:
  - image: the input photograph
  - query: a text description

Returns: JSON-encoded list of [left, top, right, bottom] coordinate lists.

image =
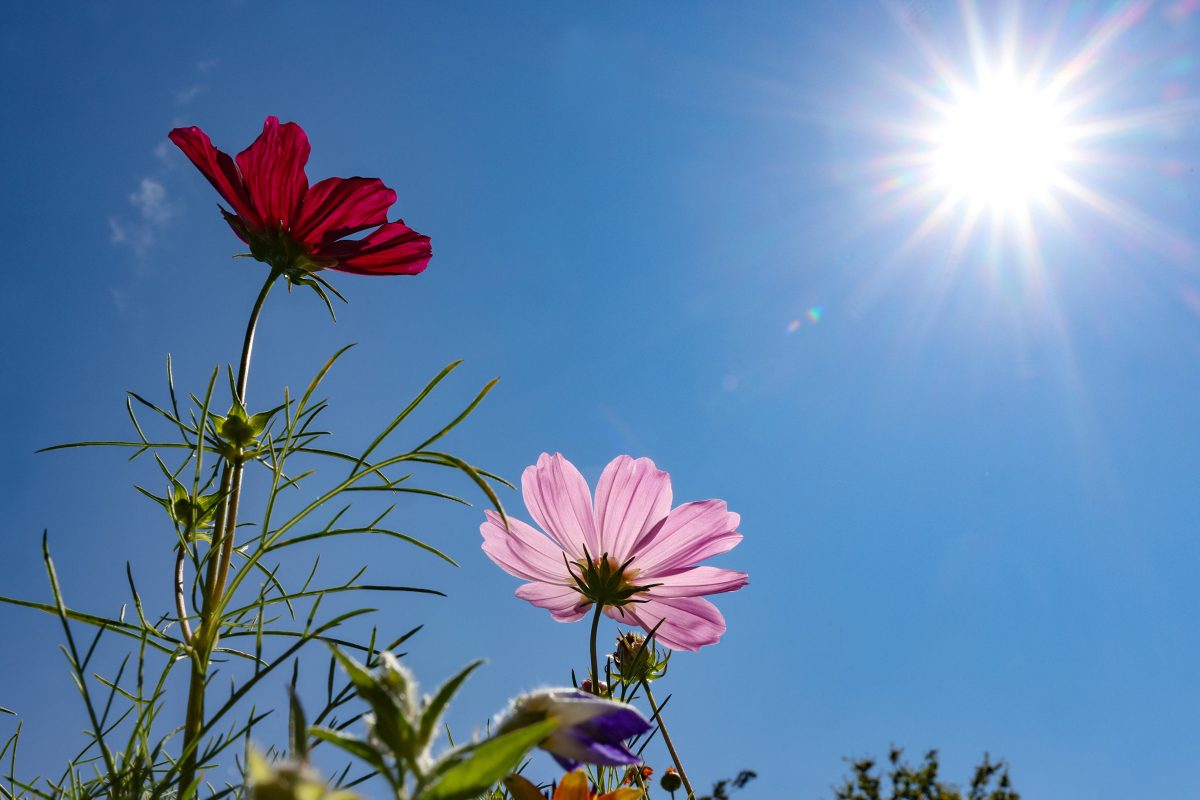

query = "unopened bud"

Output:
[[660, 768, 682, 793], [613, 631, 666, 685]]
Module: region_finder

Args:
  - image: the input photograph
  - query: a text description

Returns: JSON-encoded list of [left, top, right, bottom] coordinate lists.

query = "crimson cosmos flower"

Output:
[[169, 116, 430, 278]]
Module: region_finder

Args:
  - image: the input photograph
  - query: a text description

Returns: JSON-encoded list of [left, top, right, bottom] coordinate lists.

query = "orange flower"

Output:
[[555, 771, 643, 800], [622, 765, 654, 785], [504, 770, 643, 800]]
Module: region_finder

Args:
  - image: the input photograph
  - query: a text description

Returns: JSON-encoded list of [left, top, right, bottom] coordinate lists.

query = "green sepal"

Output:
[[329, 646, 419, 767]]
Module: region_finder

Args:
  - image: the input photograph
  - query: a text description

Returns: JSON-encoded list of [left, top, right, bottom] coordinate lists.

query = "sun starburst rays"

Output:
[[863, 0, 1192, 271]]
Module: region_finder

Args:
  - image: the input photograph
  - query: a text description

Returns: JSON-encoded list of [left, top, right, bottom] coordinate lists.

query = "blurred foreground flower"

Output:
[[170, 116, 431, 279], [506, 770, 643, 800], [498, 688, 651, 771], [245, 749, 358, 800], [481, 453, 747, 650]]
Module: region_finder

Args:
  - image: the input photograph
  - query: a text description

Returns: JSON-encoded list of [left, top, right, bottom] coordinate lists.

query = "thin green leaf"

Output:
[[413, 377, 499, 453], [288, 689, 308, 762], [350, 360, 462, 477], [418, 660, 483, 750], [308, 728, 387, 772]]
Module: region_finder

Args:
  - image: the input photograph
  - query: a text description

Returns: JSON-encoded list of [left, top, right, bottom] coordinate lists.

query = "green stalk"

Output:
[[644, 682, 696, 800], [588, 602, 604, 695], [178, 269, 278, 795]]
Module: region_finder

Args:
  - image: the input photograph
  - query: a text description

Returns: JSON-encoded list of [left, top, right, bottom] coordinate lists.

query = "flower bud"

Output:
[[660, 768, 682, 793], [612, 631, 667, 685]]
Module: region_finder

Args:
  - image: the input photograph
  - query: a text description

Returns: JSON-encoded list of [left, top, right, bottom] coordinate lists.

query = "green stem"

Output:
[[174, 545, 193, 644], [178, 269, 278, 796], [588, 602, 604, 695], [644, 682, 696, 800], [234, 268, 278, 405]]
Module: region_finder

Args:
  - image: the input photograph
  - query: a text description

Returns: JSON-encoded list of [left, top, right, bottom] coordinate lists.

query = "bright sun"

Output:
[[855, 1, 1191, 271], [932, 75, 1068, 212]]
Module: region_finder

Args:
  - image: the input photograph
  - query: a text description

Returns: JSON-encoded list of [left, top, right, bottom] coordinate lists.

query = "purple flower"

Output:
[[499, 689, 651, 772], [481, 453, 748, 651]]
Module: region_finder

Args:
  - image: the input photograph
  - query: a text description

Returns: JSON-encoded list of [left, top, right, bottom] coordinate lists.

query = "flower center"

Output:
[[245, 223, 335, 278], [569, 552, 648, 608]]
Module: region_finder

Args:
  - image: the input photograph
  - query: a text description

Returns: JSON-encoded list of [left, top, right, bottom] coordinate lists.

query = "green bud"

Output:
[[219, 411, 257, 449], [612, 631, 667, 685], [660, 768, 682, 793]]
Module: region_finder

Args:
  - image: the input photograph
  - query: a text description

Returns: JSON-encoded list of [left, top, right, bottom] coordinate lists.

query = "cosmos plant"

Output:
[[0, 115, 748, 800]]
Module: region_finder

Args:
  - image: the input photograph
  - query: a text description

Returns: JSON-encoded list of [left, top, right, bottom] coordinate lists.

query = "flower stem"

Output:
[[589, 602, 604, 695], [178, 269, 278, 795], [643, 682, 696, 800], [234, 268, 278, 405], [174, 546, 192, 644]]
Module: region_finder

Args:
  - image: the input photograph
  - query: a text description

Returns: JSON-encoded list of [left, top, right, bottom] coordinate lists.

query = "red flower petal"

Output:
[[293, 177, 396, 245], [314, 221, 432, 275], [234, 116, 310, 232], [168, 125, 260, 228]]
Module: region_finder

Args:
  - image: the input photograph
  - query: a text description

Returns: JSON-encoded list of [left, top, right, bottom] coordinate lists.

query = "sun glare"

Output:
[[932, 76, 1067, 211], [855, 0, 1192, 271]]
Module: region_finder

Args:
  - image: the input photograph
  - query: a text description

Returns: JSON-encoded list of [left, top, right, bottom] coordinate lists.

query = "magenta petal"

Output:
[[313, 220, 432, 275], [626, 595, 727, 652], [644, 566, 748, 597], [169, 125, 260, 228], [593, 455, 672, 560], [520, 454, 599, 561], [480, 510, 569, 583], [234, 116, 311, 230], [515, 582, 590, 622], [294, 176, 396, 244], [629, 500, 742, 575]]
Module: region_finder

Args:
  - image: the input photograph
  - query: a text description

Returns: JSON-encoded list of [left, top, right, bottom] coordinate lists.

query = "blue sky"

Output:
[[1, 1, 1198, 797]]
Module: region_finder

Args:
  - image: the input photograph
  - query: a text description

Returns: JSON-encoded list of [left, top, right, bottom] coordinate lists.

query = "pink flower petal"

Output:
[[482, 452, 746, 646], [168, 125, 260, 228], [520, 454, 598, 561], [235, 116, 311, 230], [624, 596, 727, 652], [294, 176, 396, 245], [629, 500, 742, 576], [515, 582, 590, 622], [593, 455, 672, 560], [643, 566, 748, 597], [313, 220, 432, 275], [480, 510, 570, 583]]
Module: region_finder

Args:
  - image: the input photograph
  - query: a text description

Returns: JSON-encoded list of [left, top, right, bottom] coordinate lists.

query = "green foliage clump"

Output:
[[833, 748, 1018, 800]]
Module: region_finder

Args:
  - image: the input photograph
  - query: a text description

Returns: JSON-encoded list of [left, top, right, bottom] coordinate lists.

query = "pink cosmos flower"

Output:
[[480, 454, 747, 651], [169, 116, 431, 277]]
